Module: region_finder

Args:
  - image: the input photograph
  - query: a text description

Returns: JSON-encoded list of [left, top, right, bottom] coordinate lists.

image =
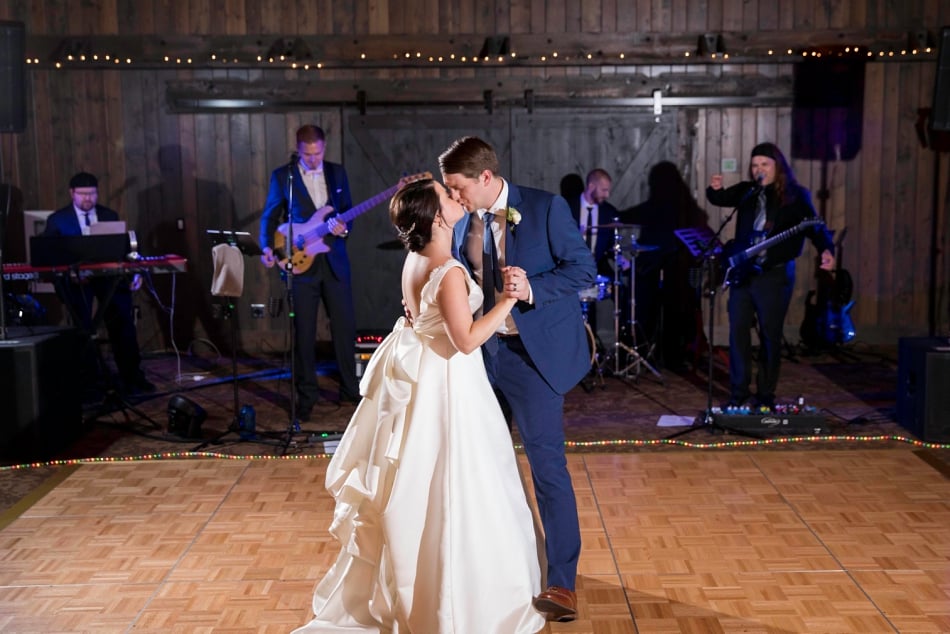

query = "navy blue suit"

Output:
[[43, 204, 144, 387], [259, 161, 359, 406], [454, 182, 596, 590]]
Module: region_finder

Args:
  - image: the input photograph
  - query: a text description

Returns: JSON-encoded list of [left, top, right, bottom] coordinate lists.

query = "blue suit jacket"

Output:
[[454, 183, 597, 394], [44, 204, 120, 236], [258, 160, 353, 281]]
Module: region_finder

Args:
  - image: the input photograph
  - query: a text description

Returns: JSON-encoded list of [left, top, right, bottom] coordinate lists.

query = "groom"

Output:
[[440, 136, 596, 622]]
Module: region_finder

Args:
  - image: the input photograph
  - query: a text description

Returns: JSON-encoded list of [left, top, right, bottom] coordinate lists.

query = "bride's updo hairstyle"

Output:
[[389, 178, 439, 253]]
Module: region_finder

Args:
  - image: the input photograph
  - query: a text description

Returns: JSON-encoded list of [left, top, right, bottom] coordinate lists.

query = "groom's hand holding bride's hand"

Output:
[[502, 266, 529, 301]]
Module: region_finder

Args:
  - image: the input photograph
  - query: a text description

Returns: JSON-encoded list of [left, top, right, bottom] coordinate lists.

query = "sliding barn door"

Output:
[[342, 107, 686, 333]]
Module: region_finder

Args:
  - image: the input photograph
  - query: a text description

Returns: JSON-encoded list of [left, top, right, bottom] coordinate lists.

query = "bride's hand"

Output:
[[502, 266, 529, 300]]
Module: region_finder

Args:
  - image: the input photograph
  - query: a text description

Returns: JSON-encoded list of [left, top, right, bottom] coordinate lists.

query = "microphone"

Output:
[[289, 152, 299, 168], [755, 173, 765, 188]]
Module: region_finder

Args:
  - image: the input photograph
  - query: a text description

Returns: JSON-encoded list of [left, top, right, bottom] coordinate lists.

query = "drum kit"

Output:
[[579, 221, 664, 385]]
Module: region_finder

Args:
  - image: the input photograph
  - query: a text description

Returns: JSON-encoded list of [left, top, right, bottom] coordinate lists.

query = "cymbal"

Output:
[[628, 243, 660, 253], [593, 221, 637, 229]]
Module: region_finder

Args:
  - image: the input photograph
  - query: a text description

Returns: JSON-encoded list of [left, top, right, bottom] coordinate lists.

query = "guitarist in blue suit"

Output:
[[259, 125, 359, 419], [440, 137, 596, 622], [706, 142, 835, 410]]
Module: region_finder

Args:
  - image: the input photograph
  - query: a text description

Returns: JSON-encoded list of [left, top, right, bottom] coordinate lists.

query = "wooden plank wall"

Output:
[[0, 0, 948, 352]]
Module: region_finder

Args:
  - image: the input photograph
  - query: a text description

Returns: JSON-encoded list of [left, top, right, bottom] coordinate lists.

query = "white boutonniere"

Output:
[[506, 206, 522, 231]]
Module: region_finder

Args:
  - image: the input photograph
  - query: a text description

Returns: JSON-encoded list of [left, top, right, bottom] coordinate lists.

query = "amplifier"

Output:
[[712, 413, 830, 436], [354, 332, 385, 378]]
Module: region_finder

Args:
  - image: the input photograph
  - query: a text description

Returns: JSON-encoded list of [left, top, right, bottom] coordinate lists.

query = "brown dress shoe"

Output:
[[533, 585, 577, 622]]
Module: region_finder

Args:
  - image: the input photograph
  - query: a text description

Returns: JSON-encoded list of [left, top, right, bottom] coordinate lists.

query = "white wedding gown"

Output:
[[293, 260, 545, 634]]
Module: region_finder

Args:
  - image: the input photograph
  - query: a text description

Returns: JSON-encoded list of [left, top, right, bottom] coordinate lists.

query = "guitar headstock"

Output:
[[397, 172, 433, 189]]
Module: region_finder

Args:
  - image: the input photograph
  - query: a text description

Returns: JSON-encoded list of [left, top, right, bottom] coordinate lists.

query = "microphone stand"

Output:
[[666, 197, 757, 440], [0, 184, 10, 341], [280, 157, 300, 455]]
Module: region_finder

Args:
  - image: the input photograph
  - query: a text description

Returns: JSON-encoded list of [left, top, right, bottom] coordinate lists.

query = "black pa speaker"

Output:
[[931, 27, 950, 132], [0, 327, 84, 460], [791, 59, 865, 161], [0, 21, 26, 133], [897, 337, 950, 443]]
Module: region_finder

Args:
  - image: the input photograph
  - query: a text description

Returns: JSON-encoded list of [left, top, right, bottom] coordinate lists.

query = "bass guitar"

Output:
[[274, 171, 431, 274], [721, 219, 824, 288], [801, 227, 855, 347]]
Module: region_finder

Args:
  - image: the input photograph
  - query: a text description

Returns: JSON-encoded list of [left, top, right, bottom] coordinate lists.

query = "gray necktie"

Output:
[[754, 188, 767, 232]]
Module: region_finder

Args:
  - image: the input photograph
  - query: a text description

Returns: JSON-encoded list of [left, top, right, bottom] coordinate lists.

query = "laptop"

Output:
[[88, 221, 127, 236], [30, 233, 131, 267]]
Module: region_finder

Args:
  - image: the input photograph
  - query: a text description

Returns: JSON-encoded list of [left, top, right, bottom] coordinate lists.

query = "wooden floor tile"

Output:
[[0, 450, 947, 632]]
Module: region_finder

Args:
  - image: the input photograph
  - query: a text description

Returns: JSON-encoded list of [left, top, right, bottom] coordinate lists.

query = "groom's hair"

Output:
[[438, 136, 499, 178]]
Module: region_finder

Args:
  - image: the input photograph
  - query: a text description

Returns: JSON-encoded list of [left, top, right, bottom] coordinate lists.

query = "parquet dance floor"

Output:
[[1, 448, 948, 633]]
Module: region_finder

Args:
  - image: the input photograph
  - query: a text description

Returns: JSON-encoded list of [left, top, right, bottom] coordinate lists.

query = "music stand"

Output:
[[191, 230, 267, 451], [666, 222, 758, 439]]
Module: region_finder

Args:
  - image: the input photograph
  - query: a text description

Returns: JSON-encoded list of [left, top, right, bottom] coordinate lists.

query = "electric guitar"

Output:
[[274, 171, 431, 274], [801, 227, 855, 347], [721, 219, 824, 288]]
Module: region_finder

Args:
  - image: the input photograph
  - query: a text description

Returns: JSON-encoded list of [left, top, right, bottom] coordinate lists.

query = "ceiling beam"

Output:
[[23, 29, 937, 70], [166, 73, 794, 112]]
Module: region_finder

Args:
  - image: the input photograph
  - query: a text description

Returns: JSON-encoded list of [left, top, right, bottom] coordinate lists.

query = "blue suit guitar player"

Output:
[[259, 125, 360, 420], [706, 142, 834, 410], [43, 171, 154, 395], [440, 137, 596, 623]]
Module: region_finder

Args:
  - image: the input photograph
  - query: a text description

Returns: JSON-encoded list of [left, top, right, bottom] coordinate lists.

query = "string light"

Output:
[[0, 434, 945, 473], [33, 37, 936, 69]]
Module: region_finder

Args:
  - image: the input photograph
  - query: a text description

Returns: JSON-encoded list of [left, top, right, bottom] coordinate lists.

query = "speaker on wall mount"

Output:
[[0, 20, 25, 133], [931, 26, 950, 132], [791, 58, 865, 161]]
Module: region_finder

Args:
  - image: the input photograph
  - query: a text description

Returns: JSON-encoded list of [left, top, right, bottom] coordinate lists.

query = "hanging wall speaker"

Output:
[[0, 21, 26, 133]]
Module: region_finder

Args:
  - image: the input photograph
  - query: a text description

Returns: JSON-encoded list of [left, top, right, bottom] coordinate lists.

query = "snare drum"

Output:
[[578, 275, 612, 303]]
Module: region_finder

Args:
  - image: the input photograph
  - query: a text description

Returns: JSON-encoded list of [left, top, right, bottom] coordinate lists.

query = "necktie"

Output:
[[585, 207, 594, 248], [754, 188, 768, 263], [754, 188, 767, 232], [482, 211, 501, 312], [83, 212, 91, 226]]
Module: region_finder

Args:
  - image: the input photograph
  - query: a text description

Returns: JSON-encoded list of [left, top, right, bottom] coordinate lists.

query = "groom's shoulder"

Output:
[[510, 182, 561, 207]]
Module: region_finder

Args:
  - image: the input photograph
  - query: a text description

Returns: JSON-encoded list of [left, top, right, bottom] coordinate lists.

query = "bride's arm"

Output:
[[439, 266, 516, 354]]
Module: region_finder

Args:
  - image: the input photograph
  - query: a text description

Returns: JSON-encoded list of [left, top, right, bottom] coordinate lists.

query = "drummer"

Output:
[[568, 169, 633, 336], [571, 169, 624, 275]]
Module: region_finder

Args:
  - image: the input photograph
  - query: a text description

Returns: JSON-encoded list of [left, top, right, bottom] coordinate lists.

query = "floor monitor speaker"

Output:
[[897, 337, 950, 443]]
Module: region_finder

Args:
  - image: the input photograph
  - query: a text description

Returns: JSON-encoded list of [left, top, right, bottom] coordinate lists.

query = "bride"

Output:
[[292, 179, 546, 633]]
